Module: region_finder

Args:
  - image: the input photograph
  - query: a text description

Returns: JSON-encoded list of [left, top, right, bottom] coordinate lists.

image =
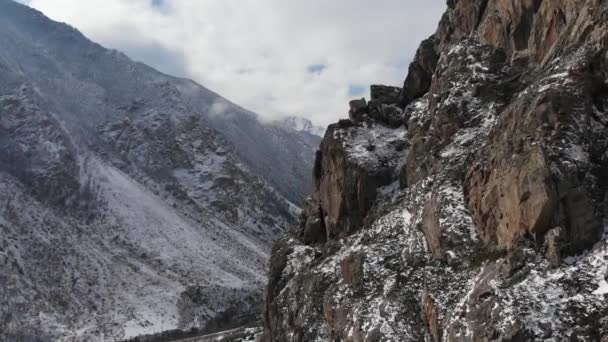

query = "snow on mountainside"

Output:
[[0, 0, 320, 340], [274, 116, 326, 138]]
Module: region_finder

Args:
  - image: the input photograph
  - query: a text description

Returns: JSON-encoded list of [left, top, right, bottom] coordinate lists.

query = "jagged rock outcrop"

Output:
[[400, 37, 440, 108], [263, 1, 608, 341], [307, 123, 398, 241], [370, 85, 401, 105]]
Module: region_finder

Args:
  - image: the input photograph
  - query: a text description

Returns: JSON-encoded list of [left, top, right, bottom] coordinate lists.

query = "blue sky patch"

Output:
[[307, 64, 327, 75], [348, 84, 367, 97]]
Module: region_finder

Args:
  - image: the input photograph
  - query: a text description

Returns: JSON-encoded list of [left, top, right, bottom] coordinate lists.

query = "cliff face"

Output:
[[263, 0, 608, 341]]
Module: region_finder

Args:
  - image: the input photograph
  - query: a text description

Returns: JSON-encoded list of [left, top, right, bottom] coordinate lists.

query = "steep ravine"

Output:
[[263, 0, 608, 341]]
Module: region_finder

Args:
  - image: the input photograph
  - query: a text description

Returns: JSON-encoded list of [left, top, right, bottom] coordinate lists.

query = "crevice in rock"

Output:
[[475, 0, 490, 31], [313, 149, 323, 183], [513, 4, 536, 51], [317, 205, 328, 243]]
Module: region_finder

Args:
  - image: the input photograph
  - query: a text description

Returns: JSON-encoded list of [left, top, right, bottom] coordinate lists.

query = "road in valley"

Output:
[[173, 326, 261, 342]]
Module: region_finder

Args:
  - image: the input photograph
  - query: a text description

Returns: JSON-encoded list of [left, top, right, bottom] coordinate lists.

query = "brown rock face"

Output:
[[300, 102, 407, 244], [477, 0, 588, 64], [422, 292, 442, 342], [300, 197, 327, 244], [439, 0, 490, 42], [311, 128, 392, 241], [464, 63, 606, 253], [339, 253, 364, 287], [421, 0, 608, 254], [421, 197, 444, 259], [466, 146, 558, 248], [437, 0, 594, 64]]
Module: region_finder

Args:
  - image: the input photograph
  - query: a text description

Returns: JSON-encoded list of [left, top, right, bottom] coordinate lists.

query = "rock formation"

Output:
[[263, 0, 608, 340]]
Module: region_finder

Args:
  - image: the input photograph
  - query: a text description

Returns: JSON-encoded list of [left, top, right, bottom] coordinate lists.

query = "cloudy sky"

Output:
[[18, 0, 445, 126]]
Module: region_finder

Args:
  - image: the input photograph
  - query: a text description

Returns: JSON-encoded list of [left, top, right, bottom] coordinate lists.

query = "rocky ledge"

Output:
[[263, 0, 608, 341]]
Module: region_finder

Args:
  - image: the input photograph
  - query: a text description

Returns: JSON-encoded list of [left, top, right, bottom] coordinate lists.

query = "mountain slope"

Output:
[[263, 1, 608, 341], [0, 0, 320, 340], [274, 116, 326, 138], [0, 0, 319, 204]]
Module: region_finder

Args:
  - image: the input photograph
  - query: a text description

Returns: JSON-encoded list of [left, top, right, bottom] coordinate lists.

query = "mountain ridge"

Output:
[[0, 0, 320, 203], [0, 0, 320, 340], [273, 116, 326, 138]]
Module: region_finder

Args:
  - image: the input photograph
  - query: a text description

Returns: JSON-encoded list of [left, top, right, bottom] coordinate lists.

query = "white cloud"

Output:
[[208, 98, 230, 118], [23, 0, 445, 126]]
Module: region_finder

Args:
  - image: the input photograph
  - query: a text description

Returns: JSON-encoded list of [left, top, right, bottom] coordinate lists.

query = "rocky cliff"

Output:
[[263, 0, 608, 340]]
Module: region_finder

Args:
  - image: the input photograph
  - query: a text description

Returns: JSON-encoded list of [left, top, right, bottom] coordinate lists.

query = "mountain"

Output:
[[274, 116, 326, 138], [0, 0, 320, 340], [263, 1, 608, 341]]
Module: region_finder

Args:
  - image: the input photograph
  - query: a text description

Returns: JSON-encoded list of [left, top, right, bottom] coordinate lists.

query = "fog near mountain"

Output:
[[0, 0, 320, 340]]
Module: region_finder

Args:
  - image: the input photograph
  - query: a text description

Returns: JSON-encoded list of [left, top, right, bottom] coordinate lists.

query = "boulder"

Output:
[[370, 85, 401, 104], [348, 98, 367, 122], [367, 102, 405, 128]]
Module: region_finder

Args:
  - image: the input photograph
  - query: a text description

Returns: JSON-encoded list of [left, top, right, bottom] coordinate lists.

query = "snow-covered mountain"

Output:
[[0, 0, 320, 340], [274, 116, 326, 138]]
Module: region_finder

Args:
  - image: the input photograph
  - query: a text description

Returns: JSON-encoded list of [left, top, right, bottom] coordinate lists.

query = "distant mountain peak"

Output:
[[275, 116, 326, 137]]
